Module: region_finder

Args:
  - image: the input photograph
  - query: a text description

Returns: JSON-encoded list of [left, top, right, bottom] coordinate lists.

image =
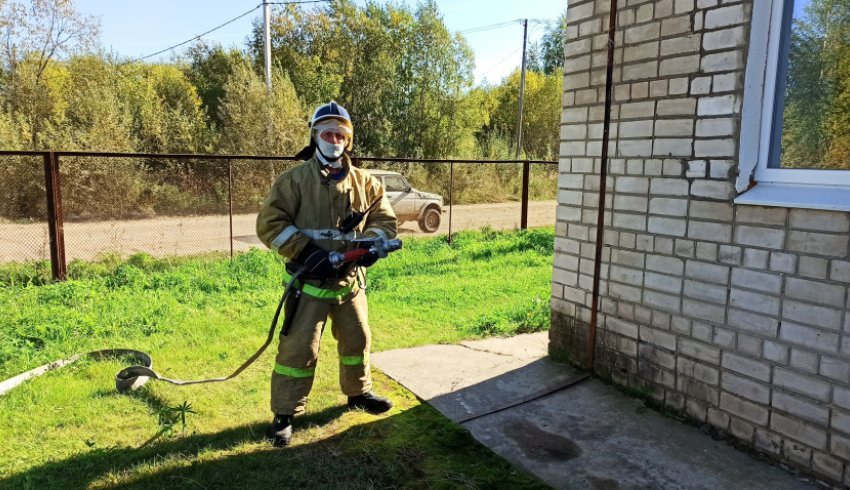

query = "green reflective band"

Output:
[[274, 363, 315, 378], [340, 355, 366, 366], [283, 272, 355, 299]]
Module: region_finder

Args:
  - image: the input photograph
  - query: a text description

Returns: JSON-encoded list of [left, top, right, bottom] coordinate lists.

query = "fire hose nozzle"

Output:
[[328, 238, 403, 268]]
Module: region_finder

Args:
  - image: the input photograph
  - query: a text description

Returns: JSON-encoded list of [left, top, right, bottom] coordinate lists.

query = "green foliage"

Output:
[[0, 0, 562, 222]]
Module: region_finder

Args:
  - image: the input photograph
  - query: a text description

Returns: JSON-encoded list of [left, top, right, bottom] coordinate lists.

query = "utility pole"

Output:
[[263, 0, 272, 91], [515, 18, 528, 158]]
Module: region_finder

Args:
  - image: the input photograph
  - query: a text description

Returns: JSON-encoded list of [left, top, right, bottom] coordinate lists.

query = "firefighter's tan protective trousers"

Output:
[[271, 289, 371, 415]]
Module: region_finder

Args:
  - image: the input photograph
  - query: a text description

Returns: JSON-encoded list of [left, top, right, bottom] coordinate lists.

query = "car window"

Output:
[[384, 175, 409, 192]]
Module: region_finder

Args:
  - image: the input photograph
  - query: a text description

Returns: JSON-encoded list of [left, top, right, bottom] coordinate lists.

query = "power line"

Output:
[[121, 5, 262, 65], [120, 1, 331, 65], [459, 19, 521, 35]]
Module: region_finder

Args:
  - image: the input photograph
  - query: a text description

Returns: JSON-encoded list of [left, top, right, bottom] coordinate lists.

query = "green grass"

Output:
[[0, 228, 554, 489]]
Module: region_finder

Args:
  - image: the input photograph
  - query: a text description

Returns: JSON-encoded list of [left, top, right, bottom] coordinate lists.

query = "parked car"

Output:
[[366, 170, 443, 233]]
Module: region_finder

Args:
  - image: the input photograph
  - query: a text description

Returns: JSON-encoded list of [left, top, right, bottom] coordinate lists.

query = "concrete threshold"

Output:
[[372, 332, 817, 490]]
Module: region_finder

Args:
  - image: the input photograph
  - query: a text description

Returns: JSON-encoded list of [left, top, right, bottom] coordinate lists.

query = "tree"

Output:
[[217, 62, 305, 156], [539, 12, 567, 75], [1, 0, 99, 146], [186, 42, 250, 130], [781, 0, 850, 169]]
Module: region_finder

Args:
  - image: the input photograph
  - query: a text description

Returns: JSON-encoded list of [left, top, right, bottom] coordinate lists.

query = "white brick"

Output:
[[648, 216, 687, 237], [644, 290, 681, 311], [625, 22, 661, 44], [701, 50, 745, 72], [685, 260, 729, 284], [623, 60, 659, 81], [660, 54, 700, 76], [779, 322, 839, 353], [650, 178, 690, 196], [649, 198, 687, 216], [786, 277, 846, 308], [645, 271, 683, 294], [720, 392, 768, 425], [782, 300, 843, 331], [690, 180, 733, 200], [684, 280, 727, 304], [722, 373, 769, 403], [624, 41, 659, 62], [729, 288, 780, 316], [660, 35, 701, 56], [730, 268, 782, 294], [831, 261, 850, 282], [688, 220, 732, 242], [774, 368, 831, 402], [702, 27, 745, 50], [646, 254, 685, 275], [614, 176, 649, 194], [772, 391, 829, 425], [653, 138, 692, 156], [655, 119, 694, 137], [798, 256, 828, 279], [704, 4, 749, 29], [789, 209, 850, 233], [694, 138, 735, 157], [679, 338, 721, 364], [734, 226, 785, 249], [619, 120, 654, 138], [771, 412, 827, 450], [640, 325, 677, 350], [769, 252, 796, 273], [727, 308, 779, 337], [697, 95, 740, 116], [656, 98, 696, 116], [787, 231, 849, 258], [695, 118, 735, 137]]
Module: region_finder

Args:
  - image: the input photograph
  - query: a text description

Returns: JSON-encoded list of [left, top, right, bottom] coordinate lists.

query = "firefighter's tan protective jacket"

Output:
[[256, 154, 397, 291]]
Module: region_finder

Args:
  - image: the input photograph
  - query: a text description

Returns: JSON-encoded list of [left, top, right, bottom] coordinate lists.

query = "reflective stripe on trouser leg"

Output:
[[271, 296, 331, 415], [330, 289, 372, 397]]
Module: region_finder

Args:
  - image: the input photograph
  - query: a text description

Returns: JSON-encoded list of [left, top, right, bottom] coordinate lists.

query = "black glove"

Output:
[[354, 240, 379, 268], [295, 242, 335, 279]]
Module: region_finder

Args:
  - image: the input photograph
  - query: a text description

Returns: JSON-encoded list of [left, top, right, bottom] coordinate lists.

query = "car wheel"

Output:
[[418, 207, 441, 233]]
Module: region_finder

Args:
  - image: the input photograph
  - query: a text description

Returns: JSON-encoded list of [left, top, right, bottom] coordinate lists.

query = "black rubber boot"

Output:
[[348, 392, 393, 414], [265, 414, 293, 447]]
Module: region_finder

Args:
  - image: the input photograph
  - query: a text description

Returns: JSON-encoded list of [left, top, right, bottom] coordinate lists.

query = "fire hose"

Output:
[[0, 238, 402, 396]]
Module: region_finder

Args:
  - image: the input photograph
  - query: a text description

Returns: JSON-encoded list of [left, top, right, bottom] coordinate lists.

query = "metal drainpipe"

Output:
[[588, 0, 619, 371]]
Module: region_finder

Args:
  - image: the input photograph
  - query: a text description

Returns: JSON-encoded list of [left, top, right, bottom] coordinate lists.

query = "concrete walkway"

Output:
[[372, 332, 818, 490]]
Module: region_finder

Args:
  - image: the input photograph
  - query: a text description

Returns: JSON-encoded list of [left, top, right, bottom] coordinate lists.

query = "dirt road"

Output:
[[0, 201, 556, 263]]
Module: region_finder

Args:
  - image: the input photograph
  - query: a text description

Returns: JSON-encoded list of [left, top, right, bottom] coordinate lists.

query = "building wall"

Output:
[[550, 0, 850, 484]]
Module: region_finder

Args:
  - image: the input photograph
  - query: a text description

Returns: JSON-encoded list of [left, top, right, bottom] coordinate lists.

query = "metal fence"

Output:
[[0, 150, 557, 280]]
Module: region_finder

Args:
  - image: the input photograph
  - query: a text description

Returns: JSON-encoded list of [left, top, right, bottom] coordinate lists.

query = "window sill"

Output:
[[734, 182, 850, 212]]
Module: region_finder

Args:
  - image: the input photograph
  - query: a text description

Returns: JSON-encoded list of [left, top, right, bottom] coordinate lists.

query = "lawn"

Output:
[[0, 228, 554, 489]]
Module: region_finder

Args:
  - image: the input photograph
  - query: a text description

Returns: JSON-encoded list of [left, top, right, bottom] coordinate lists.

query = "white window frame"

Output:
[[736, 0, 850, 211]]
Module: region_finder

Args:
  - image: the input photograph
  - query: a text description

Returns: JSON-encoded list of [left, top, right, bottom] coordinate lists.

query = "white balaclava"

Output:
[[313, 119, 352, 168]]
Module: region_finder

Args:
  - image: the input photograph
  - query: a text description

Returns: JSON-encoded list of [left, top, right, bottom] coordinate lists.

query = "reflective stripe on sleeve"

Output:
[[274, 363, 315, 378], [271, 225, 299, 250], [363, 228, 388, 240], [301, 229, 358, 241], [340, 355, 366, 366]]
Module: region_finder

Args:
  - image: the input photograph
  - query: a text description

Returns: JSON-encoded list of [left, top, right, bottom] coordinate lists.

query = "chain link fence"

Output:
[[0, 151, 557, 279]]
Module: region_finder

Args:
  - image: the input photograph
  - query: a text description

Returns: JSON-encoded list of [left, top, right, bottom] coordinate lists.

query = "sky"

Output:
[[73, 0, 568, 86]]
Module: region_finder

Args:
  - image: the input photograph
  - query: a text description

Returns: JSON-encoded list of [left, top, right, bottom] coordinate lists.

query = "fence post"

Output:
[[228, 160, 234, 260], [448, 161, 453, 245], [520, 160, 530, 230], [43, 151, 67, 281]]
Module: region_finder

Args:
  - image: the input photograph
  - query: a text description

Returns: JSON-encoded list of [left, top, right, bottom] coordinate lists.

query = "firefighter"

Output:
[[256, 101, 397, 447]]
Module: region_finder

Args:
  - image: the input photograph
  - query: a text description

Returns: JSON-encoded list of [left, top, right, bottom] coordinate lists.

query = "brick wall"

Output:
[[550, 0, 850, 485]]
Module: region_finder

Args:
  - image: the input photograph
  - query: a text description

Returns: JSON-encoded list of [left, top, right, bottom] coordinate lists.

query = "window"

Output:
[[383, 175, 409, 193], [737, 0, 850, 210]]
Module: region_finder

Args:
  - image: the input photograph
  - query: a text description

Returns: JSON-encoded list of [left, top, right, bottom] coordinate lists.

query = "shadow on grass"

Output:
[[1, 401, 545, 490]]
